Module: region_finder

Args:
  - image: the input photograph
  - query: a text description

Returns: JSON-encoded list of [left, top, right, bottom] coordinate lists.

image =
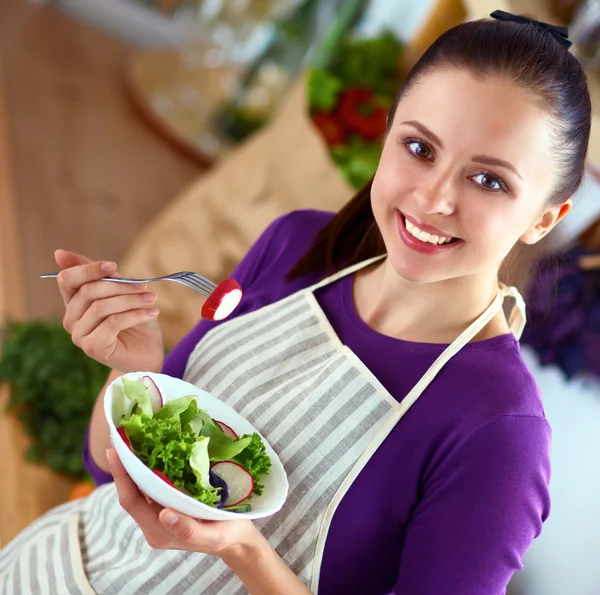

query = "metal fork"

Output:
[[38, 271, 217, 298]]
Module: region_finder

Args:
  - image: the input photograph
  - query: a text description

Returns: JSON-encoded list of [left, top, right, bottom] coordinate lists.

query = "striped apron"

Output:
[[0, 256, 526, 594]]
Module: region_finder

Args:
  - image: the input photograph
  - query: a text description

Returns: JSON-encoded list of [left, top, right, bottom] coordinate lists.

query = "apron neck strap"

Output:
[[397, 283, 526, 415], [499, 283, 527, 340], [308, 255, 386, 293]]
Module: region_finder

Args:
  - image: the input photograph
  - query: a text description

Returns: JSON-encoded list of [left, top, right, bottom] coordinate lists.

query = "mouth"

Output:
[[396, 211, 463, 254]]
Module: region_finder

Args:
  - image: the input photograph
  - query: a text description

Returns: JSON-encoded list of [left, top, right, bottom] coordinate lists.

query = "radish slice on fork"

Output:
[[201, 279, 243, 321]]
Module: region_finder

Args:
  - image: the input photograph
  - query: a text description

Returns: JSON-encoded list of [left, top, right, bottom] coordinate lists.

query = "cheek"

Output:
[[462, 199, 533, 252], [371, 148, 412, 207]]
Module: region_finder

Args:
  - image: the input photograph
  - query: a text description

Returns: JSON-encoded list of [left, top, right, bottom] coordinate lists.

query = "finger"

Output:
[[159, 509, 207, 545], [56, 260, 118, 306], [107, 449, 161, 525], [54, 249, 92, 270], [75, 307, 159, 361], [67, 288, 153, 336]]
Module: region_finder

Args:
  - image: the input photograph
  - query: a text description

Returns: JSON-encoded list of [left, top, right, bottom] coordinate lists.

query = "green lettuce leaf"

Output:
[[120, 413, 220, 507], [122, 377, 153, 418], [154, 395, 197, 424], [201, 420, 252, 462], [307, 68, 342, 112], [189, 437, 213, 491], [233, 433, 272, 496]]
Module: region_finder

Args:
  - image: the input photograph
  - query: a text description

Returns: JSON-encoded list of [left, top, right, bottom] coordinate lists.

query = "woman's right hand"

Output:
[[55, 249, 165, 374]]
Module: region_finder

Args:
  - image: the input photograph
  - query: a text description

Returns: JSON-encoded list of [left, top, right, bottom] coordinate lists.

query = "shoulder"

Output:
[[246, 209, 335, 283], [226, 209, 335, 291], [262, 209, 335, 254], [451, 336, 547, 419]]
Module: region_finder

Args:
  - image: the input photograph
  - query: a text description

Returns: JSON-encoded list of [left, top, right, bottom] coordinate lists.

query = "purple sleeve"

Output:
[[82, 214, 287, 486], [83, 423, 113, 486], [392, 415, 551, 595]]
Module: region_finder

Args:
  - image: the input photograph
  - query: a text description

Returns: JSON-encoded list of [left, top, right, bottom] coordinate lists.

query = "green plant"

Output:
[[307, 31, 403, 189], [0, 321, 110, 478]]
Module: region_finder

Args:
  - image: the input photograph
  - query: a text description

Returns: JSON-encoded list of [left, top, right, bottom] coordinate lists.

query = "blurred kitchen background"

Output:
[[0, 1, 599, 593]]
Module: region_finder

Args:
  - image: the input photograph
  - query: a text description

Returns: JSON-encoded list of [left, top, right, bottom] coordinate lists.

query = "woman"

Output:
[[0, 11, 591, 595]]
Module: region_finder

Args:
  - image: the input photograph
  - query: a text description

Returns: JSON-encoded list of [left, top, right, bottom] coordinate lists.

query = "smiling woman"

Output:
[[0, 10, 593, 595]]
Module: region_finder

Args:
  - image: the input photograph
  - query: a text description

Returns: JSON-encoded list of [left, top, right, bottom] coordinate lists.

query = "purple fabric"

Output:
[[521, 248, 600, 379], [84, 210, 551, 595]]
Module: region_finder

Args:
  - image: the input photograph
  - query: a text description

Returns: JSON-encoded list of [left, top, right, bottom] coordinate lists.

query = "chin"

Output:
[[387, 254, 451, 285]]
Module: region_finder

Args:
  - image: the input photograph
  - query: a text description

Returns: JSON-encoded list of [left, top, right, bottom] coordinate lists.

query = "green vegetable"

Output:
[[0, 321, 109, 478], [118, 379, 272, 509], [307, 69, 343, 112], [122, 377, 153, 417], [329, 31, 402, 95], [154, 395, 196, 424], [120, 412, 221, 508], [189, 437, 214, 491], [331, 136, 383, 189], [201, 419, 253, 462], [233, 433, 272, 496]]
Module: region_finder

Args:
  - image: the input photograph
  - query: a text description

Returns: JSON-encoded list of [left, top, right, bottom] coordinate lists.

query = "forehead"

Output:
[[394, 67, 554, 162]]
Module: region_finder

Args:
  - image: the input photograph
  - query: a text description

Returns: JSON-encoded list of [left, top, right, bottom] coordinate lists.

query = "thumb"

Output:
[[54, 249, 92, 270]]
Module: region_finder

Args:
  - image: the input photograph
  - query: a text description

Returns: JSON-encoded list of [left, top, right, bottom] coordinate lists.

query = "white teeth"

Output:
[[403, 217, 453, 245]]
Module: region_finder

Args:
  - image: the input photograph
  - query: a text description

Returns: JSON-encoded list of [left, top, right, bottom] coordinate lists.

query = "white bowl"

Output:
[[104, 371, 288, 520]]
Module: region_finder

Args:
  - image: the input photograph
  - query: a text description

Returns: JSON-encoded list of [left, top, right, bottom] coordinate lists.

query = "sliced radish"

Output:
[[215, 420, 238, 439], [141, 375, 163, 413], [117, 426, 133, 451], [201, 279, 243, 321], [210, 461, 254, 507]]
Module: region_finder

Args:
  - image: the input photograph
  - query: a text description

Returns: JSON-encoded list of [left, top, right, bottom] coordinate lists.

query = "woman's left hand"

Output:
[[107, 447, 257, 560]]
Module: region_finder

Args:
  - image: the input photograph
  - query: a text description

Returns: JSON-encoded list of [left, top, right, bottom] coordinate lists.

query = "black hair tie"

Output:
[[490, 9, 572, 49]]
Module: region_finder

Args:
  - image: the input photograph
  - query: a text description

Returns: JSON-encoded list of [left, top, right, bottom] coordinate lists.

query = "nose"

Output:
[[413, 169, 456, 217]]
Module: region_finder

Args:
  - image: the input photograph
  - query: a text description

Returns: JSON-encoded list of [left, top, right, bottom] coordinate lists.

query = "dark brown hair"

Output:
[[287, 16, 592, 286]]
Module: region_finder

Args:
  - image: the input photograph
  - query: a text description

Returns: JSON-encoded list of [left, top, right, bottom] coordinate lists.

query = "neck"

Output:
[[353, 259, 509, 343]]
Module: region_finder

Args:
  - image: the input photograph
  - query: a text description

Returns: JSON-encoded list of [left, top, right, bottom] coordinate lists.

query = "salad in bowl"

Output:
[[104, 372, 288, 520]]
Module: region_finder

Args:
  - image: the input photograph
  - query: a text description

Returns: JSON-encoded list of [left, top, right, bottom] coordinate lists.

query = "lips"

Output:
[[402, 212, 456, 239], [396, 211, 463, 255]]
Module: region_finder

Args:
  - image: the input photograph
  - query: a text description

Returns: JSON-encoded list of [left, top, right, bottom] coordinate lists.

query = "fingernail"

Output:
[[133, 282, 147, 290], [163, 510, 179, 525], [142, 293, 156, 303], [106, 449, 114, 465], [148, 308, 159, 317], [101, 262, 117, 273]]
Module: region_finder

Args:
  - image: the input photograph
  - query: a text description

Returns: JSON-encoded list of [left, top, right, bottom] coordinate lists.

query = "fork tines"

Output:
[[176, 272, 217, 296]]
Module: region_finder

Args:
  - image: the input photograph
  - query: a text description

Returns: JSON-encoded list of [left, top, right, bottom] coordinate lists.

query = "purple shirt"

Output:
[[84, 210, 551, 595]]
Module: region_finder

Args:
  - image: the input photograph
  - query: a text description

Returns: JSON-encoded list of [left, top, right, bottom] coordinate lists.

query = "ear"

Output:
[[520, 199, 573, 245]]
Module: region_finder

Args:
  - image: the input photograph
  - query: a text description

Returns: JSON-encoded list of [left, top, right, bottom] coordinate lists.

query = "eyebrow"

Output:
[[471, 155, 523, 180], [400, 120, 523, 181], [401, 120, 444, 149]]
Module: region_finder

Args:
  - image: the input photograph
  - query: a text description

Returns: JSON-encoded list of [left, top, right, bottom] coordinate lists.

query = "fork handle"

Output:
[[38, 273, 144, 283]]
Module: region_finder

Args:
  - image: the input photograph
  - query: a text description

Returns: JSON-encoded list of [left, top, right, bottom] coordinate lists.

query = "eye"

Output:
[[471, 172, 508, 193], [403, 139, 434, 160]]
